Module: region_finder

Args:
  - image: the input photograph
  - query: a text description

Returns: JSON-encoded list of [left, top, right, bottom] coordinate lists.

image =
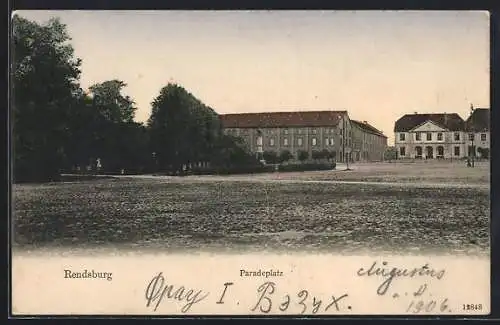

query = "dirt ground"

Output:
[[12, 161, 490, 255]]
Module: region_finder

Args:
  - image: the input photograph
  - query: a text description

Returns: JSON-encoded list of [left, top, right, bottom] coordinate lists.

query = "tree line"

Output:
[[12, 16, 258, 182]]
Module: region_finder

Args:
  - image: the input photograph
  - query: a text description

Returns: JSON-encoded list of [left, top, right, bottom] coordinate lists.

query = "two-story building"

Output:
[[394, 107, 490, 160], [219, 110, 353, 163], [394, 113, 468, 159]]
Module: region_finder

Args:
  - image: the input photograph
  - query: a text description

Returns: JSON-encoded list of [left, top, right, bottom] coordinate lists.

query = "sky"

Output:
[[14, 10, 490, 145]]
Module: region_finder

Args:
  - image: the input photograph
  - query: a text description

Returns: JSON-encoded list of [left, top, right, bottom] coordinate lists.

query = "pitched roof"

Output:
[[394, 113, 465, 132], [351, 120, 387, 138], [465, 108, 490, 132], [219, 111, 347, 128]]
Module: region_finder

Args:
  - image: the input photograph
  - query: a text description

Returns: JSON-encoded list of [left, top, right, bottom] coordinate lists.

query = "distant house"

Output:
[[394, 113, 466, 159], [465, 108, 490, 158], [393, 108, 490, 159]]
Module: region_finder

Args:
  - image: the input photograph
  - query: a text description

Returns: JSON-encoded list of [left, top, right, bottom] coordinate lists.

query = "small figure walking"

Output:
[[467, 158, 471, 167]]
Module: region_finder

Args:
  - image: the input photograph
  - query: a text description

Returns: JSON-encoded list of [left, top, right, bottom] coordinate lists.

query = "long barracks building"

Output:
[[219, 110, 388, 163]]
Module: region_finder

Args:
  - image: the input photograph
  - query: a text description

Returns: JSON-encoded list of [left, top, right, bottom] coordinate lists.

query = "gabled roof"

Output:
[[351, 120, 387, 138], [394, 113, 465, 132], [220, 110, 348, 128], [465, 108, 490, 132]]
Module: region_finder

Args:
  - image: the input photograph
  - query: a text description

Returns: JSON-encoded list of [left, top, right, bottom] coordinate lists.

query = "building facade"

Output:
[[394, 108, 490, 159], [351, 120, 388, 162], [220, 111, 387, 163], [465, 108, 490, 158]]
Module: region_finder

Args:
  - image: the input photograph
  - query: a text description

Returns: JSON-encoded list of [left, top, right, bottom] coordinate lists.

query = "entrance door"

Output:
[[426, 146, 433, 159]]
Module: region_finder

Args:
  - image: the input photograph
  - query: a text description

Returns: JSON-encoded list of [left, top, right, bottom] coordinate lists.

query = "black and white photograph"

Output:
[[10, 10, 491, 315]]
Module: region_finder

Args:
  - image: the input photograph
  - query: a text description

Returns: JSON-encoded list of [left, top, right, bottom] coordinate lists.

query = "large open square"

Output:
[[12, 161, 490, 255]]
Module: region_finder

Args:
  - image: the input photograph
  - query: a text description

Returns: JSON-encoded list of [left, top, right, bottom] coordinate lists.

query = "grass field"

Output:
[[12, 161, 490, 255]]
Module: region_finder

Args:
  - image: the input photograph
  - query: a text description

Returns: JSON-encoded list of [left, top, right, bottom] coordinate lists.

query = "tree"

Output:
[[477, 147, 489, 159], [297, 150, 309, 163], [311, 150, 322, 161], [320, 149, 330, 161], [279, 150, 293, 164], [82, 79, 142, 173], [88, 80, 137, 123], [328, 150, 337, 161], [263, 151, 279, 164], [210, 134, 258, 168], [12, 15, 82, 181], [384, 147, 397, 161], [148, 83, 222, 173], [60, 92, 102, 171]]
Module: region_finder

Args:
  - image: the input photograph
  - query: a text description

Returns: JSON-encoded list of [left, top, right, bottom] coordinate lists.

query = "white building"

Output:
[[394, 108, 490, 160], [394, 113, 468, 159]]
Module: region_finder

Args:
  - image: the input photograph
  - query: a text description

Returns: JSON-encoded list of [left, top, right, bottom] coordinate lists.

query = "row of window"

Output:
[[399, 146, 460, 157], [400, 132, 445, 141], [231, 128, 356, 136], [263, 137, 336, 147], [399, 132, 488, 142], [235, 128, 339, 135]]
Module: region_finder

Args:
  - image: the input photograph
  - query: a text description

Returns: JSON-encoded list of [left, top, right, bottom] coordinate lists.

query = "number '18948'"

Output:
[[463, 304, 482, 311]]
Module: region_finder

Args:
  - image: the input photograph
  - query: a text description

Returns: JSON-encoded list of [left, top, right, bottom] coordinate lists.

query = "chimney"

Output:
[[363, 121, 368, 124], [414, 111, 418, 115]]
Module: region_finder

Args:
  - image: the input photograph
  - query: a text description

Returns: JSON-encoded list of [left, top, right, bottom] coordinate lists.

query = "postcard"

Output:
[[10, 10, 490, 316]]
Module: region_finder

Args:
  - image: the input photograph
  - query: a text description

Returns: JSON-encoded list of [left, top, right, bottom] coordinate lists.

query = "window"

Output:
[[297, 129, 302, 134], [312, 137, 317, 146], [283, 138, 289, 146], [399, 133, 406, 141], [426, 133, 432, 141], [329, 138, 335, 146], [400, 147, 406, 156], [454, 132, 460, 141], [312, 129, 317, 134], [284, 129, 289, 135], [469, 133, 475, 141], [454, 146, 460, 156], [481, 133, 487, 141], [297, 138, 303, 146], [437, 133, 443, 141], [415, 133, 421, 141], [270, 138, 275, 146]]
